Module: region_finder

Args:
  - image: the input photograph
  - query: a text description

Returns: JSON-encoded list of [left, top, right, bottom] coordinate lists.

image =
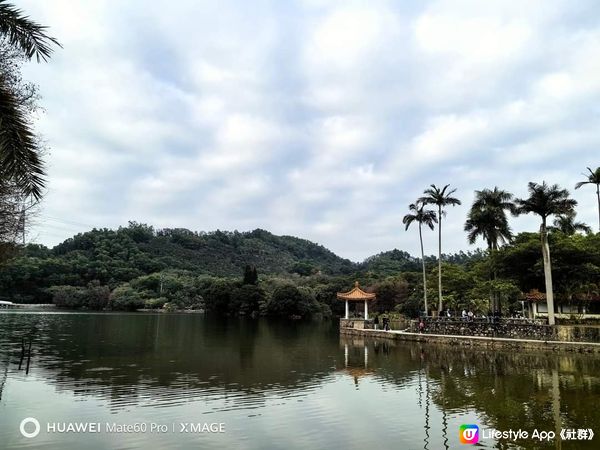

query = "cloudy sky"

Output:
[[19, 0, 600, 261]]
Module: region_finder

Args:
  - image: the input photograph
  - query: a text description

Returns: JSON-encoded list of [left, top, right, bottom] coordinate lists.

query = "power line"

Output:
[[36, 215, 98, 229], [35, 223, 83, 232]]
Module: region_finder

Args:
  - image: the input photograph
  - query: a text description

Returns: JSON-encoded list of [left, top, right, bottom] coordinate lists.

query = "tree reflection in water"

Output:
[[345, 335, 600, 449]]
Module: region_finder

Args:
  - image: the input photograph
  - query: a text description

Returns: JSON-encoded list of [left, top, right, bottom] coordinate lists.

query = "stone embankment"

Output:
[[340, 319, 600, 353]]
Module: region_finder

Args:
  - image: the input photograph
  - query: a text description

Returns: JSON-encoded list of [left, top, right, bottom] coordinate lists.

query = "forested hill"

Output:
[[43, 223, 357, 277], [0, 222, 493, 304], [361, 248, 486, 276], [8, 223, 488, 284]]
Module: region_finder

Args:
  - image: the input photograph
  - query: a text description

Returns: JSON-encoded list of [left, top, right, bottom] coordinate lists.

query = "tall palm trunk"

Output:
[[437, 204, 443, 313], [596, 184, 600, 232], [540, 221, 556, 325], [487, 242, 494, 314], [419, 222, 428, 316], [491, 242, 500, 315]]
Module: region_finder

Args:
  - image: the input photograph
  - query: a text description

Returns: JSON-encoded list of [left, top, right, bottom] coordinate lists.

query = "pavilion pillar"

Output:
[[345, 300, 349, 319], [364, 300, 368, 320]]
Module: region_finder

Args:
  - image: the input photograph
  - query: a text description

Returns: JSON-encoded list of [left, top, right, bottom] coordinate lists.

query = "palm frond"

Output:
[[0, 0, 61, 62], [403, 202, 437, 231], [515, 181, 576, 222], [0, 76, 45, 199]]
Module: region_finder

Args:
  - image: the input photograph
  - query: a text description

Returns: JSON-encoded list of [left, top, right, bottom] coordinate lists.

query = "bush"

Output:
[[203, 279, 237, 314], [130, 271, 204, 308], [109, 284, 144, 311], [48, 285, 87, 308], [372, 277, 410, 313], [267, 284, 319, 318], [162, 302, 178, 312], [86, 281, 110, 310], [231, 284, 265, 315], [144, 297, 168, 309]]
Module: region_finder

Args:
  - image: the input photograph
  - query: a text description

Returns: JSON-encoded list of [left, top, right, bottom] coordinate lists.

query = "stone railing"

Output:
[[412, 317, 554, 341], [410, 317, 600, 343]]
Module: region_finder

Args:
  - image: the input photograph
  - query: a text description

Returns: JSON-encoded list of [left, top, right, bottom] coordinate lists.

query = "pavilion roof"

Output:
[[524, 289, 600, 302], [337, 281, 376, 301], [336, 367, 375, 378], [524, 289, 546, 302]]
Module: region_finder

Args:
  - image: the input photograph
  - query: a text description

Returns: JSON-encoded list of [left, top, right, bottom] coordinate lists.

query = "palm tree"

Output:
[[550, 213, 591, 235], [464, 187, 514, 313], [0, 0, 60, 200], [419, 184, 461, 313], [574, 167, 600, 232], [403, 201, 437, 316], [515, 182, 577, 325]]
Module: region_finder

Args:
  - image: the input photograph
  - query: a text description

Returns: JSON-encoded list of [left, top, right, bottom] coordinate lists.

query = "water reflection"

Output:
[[347, 335, 600, 449], [0, 312, 599, 449], [0, 313, 340, 413], [338, 337, 375, 388]]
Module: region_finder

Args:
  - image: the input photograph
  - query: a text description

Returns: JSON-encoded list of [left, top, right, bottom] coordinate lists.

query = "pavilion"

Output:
[[337, 281, 376, 329]]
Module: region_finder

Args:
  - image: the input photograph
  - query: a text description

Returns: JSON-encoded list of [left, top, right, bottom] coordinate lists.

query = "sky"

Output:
[[17, 0, 600, 261]]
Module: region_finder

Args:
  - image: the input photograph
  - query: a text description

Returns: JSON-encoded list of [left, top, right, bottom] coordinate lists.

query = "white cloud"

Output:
[[15, 0, 600, 259]]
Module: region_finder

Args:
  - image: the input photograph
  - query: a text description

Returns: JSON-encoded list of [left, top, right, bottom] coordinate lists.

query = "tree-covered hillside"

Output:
[[0, 222, 356, 301], [361, 249, 486, 276], [53, 223, 356, 277], [1, 221, 598, 321]]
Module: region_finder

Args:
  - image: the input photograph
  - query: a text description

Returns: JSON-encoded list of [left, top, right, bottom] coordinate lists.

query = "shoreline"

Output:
[[340, 327, 600, 353]]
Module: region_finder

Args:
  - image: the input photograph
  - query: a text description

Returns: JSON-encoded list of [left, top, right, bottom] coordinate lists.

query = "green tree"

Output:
[[574, 166, 600, 232], [243, 264, 258, 285], [551, 213, 591, 236], [290, 261, 316, 276], [464, 187, 514, 313], [465, 188, 514, 250], [0, 0, 60, 199], [267, 284, 318, 318], [203, 279, 237, 315], [109, 284, 144, 311], [494, 232, 600, 310], [419, 184, 461, 313], [403, 201, 437, 316], [86, 281, 110, 310], [372, 277, 410, 314], [515, 182, 577, 325], [231, 284, 264, 315], [48, 285, 87, 308]]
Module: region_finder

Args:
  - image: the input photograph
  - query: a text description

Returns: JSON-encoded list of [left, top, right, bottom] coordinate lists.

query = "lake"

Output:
[[0, 312, 598, 449]]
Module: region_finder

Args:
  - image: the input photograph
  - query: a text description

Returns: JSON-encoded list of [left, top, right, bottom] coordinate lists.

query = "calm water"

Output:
[[0, 312, 598, 450]]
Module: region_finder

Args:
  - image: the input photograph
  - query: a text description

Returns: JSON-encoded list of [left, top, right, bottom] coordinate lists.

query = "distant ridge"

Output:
[[50, 223, 356, 277], [25, 222, 485, 280]]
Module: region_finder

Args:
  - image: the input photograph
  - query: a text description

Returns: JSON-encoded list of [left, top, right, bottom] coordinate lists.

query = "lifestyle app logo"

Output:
[[460, 424, 479, 444]]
